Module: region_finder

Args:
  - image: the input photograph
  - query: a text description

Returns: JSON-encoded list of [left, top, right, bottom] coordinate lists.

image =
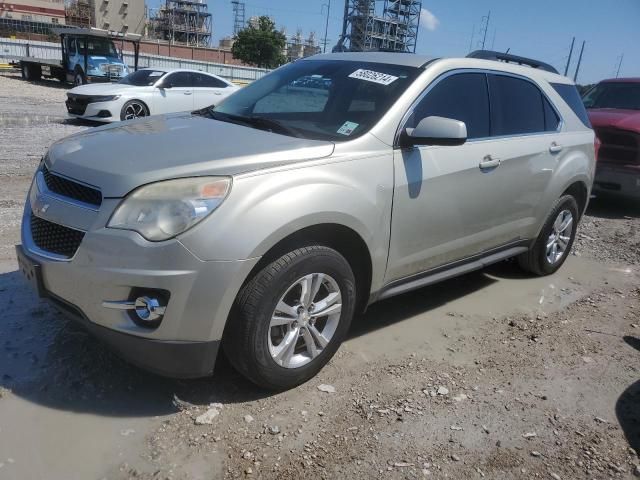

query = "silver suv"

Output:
[[17, 51, 595, 389]]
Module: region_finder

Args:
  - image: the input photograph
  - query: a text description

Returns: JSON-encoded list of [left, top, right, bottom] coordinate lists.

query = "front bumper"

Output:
[[66, 98, 118, 122], [18, 194, 260, 377], [17, 243, 221, 377], [594, 164, 640, 200]]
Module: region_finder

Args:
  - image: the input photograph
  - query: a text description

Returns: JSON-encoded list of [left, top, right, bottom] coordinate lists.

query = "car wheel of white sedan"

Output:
[[120, 100, 149, 121]]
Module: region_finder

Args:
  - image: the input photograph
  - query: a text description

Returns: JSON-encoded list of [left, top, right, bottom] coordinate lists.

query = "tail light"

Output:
[[594, 135, 601, 162]]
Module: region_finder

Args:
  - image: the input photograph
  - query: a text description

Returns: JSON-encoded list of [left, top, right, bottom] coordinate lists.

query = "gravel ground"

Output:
[[0, 73, 639, 480]]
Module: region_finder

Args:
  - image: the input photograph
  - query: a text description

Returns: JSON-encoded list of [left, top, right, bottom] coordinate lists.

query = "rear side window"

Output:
[[551, 83, 591, 127], [489, 74, 547, 136], [408, 73, 490, 139], [195, 73, 228, 88]]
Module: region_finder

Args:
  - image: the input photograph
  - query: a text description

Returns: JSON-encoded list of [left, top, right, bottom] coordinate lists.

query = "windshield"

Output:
[[583, 82, 640, 110], [119, 69, 167, 86], [213, 59, 421, 141], [77, 38, 119, 58]]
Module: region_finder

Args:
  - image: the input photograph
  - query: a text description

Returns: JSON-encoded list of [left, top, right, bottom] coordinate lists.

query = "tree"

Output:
[[232, 16, 286, 69]]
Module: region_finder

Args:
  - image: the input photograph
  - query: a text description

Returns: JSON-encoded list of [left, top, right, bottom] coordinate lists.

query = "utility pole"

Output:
[[481, 10, 491, 49], [490, 28, 496, 50], [468, 24, 475, 53], [573, 40, 585, 83], [564, 36, 575, 76], [615, 54, 624, 78], [321, 0, 331, 53]]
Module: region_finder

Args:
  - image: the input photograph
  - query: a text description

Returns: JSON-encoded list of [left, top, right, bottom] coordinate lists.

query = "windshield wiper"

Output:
[[203, 110, 301, 137]]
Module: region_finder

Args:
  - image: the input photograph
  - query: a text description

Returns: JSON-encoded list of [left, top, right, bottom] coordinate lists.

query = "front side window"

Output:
[[489, 74, 547, 136], [406, 72, 490, 139], [214, 59, 421, 141], [164, 71, 193, 88]]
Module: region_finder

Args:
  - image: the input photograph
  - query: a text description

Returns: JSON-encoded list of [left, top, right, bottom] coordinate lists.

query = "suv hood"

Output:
[[47, 113, 335, 197], [588, 108, 640, 134]]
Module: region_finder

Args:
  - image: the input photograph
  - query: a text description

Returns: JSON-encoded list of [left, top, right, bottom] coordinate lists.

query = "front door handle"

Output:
[[549, 142, 563, 154], [479, 155, 501, 170]]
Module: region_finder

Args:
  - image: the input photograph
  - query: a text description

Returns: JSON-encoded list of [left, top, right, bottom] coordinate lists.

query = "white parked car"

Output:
[[65, 67, 239, 122]]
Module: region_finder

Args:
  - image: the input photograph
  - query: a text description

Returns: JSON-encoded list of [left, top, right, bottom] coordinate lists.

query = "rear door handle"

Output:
[[549, 142, 563, 154], [479, 155, 501, 170], [184, 91, 193, 95]]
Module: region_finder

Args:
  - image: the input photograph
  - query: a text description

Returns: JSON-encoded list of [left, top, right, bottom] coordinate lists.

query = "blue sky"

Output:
[[149, 0, 639, 84]]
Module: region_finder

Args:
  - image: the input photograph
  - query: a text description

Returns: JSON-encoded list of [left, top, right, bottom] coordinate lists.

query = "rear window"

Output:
[[551, 83, 591, 128]]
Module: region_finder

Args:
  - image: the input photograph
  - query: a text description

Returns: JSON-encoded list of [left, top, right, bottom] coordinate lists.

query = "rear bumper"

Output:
[[594, 164, 640, 200]]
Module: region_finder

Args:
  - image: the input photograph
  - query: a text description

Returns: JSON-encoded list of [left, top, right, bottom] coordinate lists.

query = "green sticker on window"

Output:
[[337, 121, 359, 136]]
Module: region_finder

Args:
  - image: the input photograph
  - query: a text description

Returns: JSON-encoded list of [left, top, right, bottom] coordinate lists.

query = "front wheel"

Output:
[[224, 246, 356, 390], [74, 71, 86, 86], [120, 100, 149, 121], [518, 195, 579, 276]]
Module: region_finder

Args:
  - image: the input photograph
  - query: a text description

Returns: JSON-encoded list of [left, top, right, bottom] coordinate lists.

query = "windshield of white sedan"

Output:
[[212, 60, 420, 141], [119, 69, 167, 86]]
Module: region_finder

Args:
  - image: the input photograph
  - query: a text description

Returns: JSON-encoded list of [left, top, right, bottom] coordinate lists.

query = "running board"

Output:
[[377, 245, 528, 301]]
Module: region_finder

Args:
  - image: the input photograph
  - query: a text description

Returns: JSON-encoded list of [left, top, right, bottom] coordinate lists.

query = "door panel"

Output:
[[386, 70, 559, 283], [154, 71, 194, 114]]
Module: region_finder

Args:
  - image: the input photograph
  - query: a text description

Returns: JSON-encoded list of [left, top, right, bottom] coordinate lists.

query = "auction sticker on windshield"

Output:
[[337, 121, 359, 136], [348, 69, 398, 86]]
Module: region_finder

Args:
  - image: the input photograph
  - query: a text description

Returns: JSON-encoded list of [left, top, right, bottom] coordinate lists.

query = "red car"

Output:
[[584, 78, 640, 201]]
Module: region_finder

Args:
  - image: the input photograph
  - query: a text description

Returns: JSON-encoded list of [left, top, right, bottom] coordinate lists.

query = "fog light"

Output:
[[134, 296, 165, 321]]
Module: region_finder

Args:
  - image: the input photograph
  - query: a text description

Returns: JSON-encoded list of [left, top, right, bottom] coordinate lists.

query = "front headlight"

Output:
[[91, 95, 120, 103], [107, 177, 231, 241]]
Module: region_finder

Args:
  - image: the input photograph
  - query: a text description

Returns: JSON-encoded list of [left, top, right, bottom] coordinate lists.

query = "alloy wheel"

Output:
[[546, 209, 573, 264], [123, 102, 147, 120], [268, 273, 342, 369]]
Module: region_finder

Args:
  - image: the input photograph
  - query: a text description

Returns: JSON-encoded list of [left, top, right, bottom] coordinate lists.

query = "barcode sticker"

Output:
[[348, 69, 399, 85]]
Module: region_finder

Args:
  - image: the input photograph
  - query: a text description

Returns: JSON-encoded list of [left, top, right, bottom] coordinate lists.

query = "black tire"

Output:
[[224, 246, 357, 390], [518, 194, 579, 276], [120, 100, 149, 121], [74, 71, 86, 86], [21, 63, 39, 81]]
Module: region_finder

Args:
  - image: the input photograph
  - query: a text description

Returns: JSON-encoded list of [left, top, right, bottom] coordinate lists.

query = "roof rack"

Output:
[[467, 50, 559, 74]]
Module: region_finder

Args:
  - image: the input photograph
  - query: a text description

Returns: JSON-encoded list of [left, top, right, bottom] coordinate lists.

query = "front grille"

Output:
[[30, 214, 85, 258], [595, 127, 639, 165], [42, 165, 102, 207], [65, 94, 91, 115]]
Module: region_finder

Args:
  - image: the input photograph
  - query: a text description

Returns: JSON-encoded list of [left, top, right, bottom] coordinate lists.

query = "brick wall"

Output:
[[138, 41, 247, 66]]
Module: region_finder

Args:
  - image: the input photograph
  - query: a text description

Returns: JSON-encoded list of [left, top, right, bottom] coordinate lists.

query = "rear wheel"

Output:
[[224, 246, 356, 390], [518, 195, 579, 276], [21, 63, 40, 81], [120, 100, 149, 121]]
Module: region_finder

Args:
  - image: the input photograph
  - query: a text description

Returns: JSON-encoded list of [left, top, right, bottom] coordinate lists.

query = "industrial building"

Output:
[[0, 0, 66, 24], [334, 0, 422, 53], [147, 0, 212, 47], [285, 29, 321, 63], [64, 0, 145, 34]]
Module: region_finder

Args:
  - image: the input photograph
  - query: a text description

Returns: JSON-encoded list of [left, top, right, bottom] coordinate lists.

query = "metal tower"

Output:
[[149, 0, 212, 47], [231, 0, 245, 37], [334, 0, 422, 53]]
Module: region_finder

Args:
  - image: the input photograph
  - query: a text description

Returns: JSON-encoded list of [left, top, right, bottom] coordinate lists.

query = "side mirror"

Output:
[[159, 82, 172, 89], [401, 116, 467, 147]]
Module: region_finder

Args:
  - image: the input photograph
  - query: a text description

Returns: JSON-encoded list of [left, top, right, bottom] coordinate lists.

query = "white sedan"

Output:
[[65, 67, 240, 122]]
